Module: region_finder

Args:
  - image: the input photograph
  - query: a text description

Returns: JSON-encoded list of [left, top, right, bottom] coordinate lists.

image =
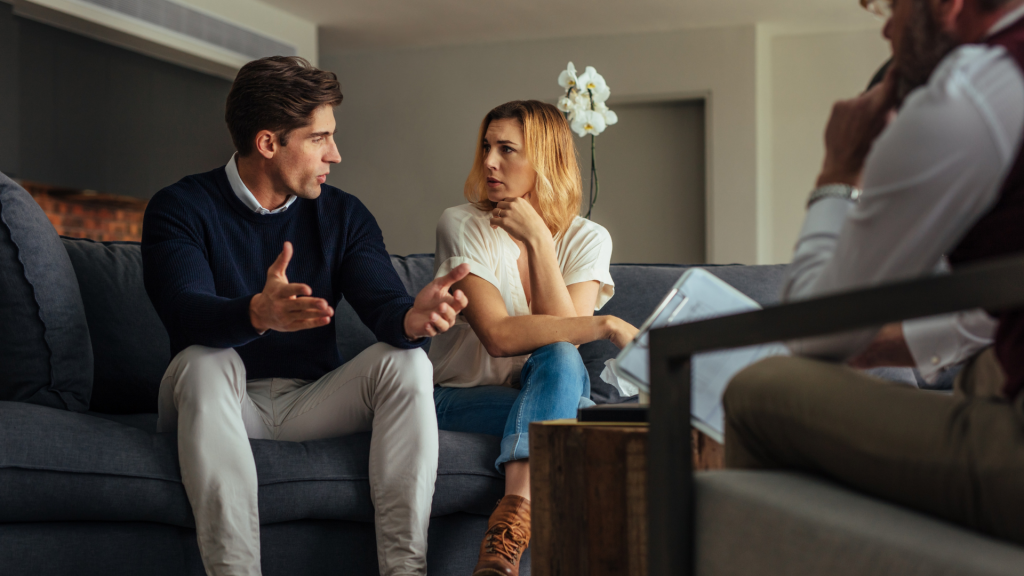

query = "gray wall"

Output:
[[323, 26, 757, 261], [590, 100, 705, 264], [0, 0, 235, 199], [0, 2, 18, 176]]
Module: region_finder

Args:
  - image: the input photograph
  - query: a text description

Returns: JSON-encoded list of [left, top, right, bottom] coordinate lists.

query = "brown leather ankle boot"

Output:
[[472, 495, 531, 576]]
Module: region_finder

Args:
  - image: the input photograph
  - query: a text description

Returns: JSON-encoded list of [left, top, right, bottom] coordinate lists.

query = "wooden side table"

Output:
[[529, 420, 723, 576]]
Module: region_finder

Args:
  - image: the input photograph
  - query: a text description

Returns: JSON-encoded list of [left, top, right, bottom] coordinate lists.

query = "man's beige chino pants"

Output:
[[157, 342, 438, 576], [725, 348, 1024, 545]]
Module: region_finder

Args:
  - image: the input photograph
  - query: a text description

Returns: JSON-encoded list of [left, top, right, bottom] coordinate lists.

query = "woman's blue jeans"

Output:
[[434, 342, 595, 473]]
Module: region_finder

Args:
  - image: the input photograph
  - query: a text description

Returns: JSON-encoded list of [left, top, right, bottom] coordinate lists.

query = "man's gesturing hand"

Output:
[[249, 241, 334, 333], [404, 263, 471, 339]]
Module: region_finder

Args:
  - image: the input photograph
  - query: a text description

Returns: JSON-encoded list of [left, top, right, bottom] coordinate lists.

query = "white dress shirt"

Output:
[[429, 204, 615, 388], [782, 8, 1024, 365], [224, 153, 297, 214], [903, 309, 998, 382]]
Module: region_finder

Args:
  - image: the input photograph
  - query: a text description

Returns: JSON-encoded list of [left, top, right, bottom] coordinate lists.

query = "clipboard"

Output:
[[610, 268, 789, 442]]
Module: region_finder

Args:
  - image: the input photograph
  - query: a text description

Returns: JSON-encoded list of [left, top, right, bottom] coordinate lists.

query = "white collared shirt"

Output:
[[225, 153, 297, 215], [429, 204, 615, 388], [782, 8, 1024, 372]]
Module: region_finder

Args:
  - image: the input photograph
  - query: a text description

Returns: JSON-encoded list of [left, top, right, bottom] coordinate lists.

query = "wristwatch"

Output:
[[806, 184, 862, 208]]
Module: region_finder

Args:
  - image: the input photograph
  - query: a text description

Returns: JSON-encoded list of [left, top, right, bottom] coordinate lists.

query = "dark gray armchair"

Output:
[[646, 254, 1024, 575]]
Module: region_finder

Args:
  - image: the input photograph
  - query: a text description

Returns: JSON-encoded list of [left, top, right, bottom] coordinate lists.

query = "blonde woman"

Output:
[[429, 100, 638, 576]]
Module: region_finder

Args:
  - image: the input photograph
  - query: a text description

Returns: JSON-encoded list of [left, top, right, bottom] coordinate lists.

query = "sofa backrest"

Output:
[[62, 238, 169, 414], [345, 256, 790, 403], [62, 238, 790, 411]]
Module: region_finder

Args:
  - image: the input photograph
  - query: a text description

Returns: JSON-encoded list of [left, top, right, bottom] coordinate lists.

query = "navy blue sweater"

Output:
[[142, 167, 421, 381]]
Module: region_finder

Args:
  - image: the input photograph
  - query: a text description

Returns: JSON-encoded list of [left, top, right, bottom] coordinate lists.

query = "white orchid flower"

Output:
[[572, 90, 590, 112], [590, 86, 611, 103], [558, 62, 578, 89], [576, 66, 608, 95], [557, 96, 575, 113], [591, 97, 617, 125], [571, 110, 607, 137]]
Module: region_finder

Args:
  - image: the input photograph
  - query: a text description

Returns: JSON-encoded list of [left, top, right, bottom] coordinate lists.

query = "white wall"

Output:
[[321, 26, 760, 263], [767, 27, 889, 263]]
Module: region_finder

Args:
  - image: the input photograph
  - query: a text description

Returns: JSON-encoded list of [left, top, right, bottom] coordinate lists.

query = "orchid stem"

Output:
[[584, 89, 599, 219], [586, 134, 598, 219]]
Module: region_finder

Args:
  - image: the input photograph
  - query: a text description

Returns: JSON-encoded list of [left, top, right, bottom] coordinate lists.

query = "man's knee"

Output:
[[168, 345, 246, 401], [724, 356, 801, 425], [722, 356, 795, 468], [370, 344, 434, 396], [174, 345, 243, 368]]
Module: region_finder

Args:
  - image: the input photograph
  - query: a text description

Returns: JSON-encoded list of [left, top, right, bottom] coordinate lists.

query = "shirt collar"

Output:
[[225, 153, 297, 215], [986, 2, 1024, 38]]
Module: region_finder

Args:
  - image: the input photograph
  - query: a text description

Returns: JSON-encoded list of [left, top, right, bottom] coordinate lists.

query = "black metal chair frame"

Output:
[[646, 254, 1024, 575]]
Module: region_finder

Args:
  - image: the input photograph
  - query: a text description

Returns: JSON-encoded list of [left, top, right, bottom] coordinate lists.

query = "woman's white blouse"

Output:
[[429, 203, 615, 388]]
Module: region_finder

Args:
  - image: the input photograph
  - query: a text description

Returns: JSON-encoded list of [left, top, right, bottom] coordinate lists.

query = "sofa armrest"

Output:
[[647, 253, 1024, 576]]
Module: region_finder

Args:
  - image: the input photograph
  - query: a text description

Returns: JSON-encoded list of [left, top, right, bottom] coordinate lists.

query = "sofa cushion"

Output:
[[62, 238, 171, 414], [0, 172, 92, 411], [390, 253, 437, 297], [0, 401, 503, 526], [696, 470, 1024, 576], [336, 254, 438, 359]]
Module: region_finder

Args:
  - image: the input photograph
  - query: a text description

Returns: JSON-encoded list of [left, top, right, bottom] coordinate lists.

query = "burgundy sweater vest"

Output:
[[948, 15, 1024, 399]]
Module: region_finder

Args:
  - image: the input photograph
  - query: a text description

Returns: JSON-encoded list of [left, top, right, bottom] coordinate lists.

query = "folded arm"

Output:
[[456, 274, 632, 358]]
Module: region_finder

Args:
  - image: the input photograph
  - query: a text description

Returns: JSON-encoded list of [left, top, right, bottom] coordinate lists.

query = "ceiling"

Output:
[[253, 0, 882, 54]]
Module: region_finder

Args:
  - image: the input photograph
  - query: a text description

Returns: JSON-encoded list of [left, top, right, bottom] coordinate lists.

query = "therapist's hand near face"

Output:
[[490, 195, 551, 247]]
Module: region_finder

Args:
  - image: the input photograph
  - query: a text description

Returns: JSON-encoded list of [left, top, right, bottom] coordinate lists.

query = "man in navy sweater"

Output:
[[142, 56, 469, 576]]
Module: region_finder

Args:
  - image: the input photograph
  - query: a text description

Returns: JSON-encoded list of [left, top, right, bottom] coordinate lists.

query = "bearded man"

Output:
[[723, 0, 1024, 544]]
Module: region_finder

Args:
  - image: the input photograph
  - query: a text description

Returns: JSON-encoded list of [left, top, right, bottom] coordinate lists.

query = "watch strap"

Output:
[[807, 184, 862, 208]]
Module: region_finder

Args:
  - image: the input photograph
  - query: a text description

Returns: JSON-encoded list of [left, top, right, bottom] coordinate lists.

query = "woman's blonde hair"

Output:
[[464, 100, 583, 237]]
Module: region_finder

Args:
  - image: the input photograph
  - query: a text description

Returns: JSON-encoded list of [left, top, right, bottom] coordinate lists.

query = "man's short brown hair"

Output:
[[225, 56, 343, 157]]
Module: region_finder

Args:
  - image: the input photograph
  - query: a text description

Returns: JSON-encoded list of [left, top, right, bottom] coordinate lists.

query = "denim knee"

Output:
[[523, 342, 590, 397]]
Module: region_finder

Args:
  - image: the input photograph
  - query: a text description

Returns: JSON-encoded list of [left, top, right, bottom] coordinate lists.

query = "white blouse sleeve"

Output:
[[560, 220, 615, 310], [434, 206, 501, 290]]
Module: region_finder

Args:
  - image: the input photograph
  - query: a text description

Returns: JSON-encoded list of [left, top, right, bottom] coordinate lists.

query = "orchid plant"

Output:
[[557, 62, 617, 219]]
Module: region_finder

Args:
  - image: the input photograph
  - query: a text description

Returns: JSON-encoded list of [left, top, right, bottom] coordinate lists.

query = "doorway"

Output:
[[579, 99, 706, 264]]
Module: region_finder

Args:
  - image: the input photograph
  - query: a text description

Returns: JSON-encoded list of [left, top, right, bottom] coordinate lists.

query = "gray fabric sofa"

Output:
[[695, 470, 1024, 576], [4, 171, 1016, 574], [0, 210, 786, 575]]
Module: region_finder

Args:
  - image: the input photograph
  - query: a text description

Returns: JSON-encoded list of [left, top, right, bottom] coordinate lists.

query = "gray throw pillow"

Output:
[[62, 238, 169, 414], [0, 171, 92, 411]]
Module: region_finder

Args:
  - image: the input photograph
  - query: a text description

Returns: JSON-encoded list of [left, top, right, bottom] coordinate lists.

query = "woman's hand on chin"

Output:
[[490, 197, 550, 246], [602, 316, 639, 349]]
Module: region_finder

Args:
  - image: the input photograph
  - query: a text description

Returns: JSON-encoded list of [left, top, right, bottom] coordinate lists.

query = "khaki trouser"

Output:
[[157, 343, 439, 576], [724, 348, 1024, 544]]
